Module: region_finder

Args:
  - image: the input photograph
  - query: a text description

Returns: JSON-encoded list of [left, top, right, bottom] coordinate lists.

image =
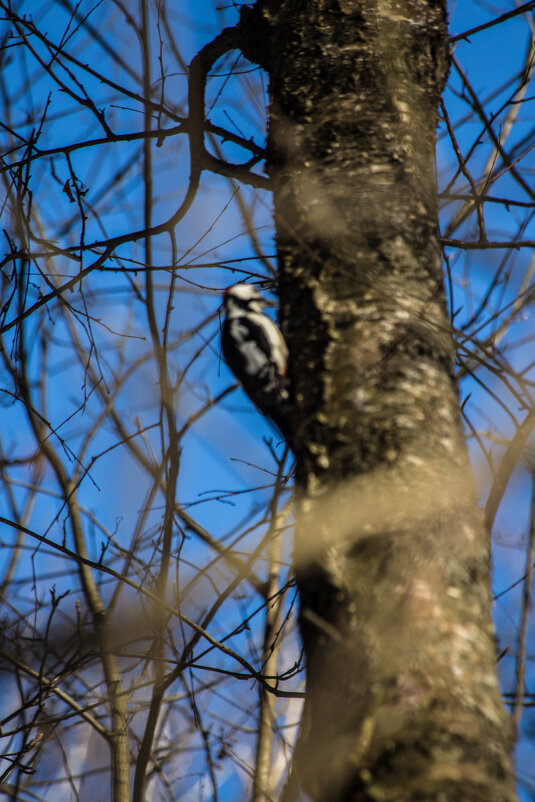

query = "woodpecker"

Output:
[[222, 284, 291, 440]]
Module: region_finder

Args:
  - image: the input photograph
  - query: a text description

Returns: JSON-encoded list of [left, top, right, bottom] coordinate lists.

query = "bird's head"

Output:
[[223, 284, 274, 315]]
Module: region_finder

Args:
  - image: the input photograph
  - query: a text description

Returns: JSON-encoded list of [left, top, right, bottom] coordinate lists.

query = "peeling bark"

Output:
[[244, 0, 519, 799]]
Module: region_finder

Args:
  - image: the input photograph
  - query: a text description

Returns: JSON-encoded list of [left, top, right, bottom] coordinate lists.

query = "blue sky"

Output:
[[0, 0, 534, 799]]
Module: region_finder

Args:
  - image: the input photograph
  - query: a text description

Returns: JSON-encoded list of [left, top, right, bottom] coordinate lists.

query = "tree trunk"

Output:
[[249, 1, 518, 800]]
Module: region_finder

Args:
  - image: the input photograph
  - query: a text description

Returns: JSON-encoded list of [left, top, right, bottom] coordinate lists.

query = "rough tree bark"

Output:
[[240, 1, 518, 801]]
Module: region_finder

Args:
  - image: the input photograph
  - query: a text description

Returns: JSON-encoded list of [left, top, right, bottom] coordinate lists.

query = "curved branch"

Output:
[[485, 406, 535, 532], [187, 23, 270, 189]]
